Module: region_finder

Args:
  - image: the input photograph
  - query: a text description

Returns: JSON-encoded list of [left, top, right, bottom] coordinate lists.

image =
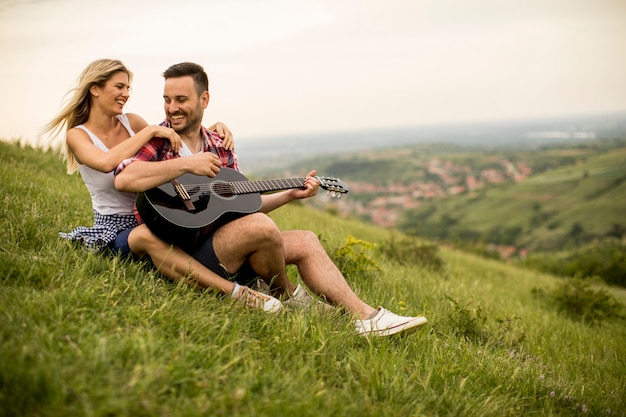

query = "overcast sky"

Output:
[[1, 0, 625, 146]]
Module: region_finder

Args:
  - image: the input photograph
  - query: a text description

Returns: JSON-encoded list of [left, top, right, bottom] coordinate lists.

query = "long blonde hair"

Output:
[[43, 59, 133, 174]]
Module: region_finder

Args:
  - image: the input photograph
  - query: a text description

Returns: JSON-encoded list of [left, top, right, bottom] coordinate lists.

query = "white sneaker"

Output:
[[231, 283, 283, 313], [282, 284, 334, 312], [354, 307, 427, 336]]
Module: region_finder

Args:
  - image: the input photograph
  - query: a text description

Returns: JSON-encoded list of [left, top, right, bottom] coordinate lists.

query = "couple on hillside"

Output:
[[45, 59, 427, 337]]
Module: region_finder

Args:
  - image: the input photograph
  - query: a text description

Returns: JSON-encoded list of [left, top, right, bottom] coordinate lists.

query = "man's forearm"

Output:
[[114, 159, 189, 192], [260, 191, 296, 213]]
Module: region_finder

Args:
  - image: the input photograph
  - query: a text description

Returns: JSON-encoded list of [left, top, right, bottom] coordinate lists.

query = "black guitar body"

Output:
[[136, 168, 262, 248]]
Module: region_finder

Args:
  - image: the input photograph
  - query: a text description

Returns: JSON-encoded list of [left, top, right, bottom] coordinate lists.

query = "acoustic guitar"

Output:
[[136, 167, 349, 247]]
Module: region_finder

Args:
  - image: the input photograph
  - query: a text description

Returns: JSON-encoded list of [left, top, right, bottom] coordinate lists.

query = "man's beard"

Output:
[[172, 121, 195, 135], [170, 108, 202, 135]]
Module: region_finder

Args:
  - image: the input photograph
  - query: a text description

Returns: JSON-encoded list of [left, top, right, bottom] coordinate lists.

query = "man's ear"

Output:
[[201, 91, 210, 109]]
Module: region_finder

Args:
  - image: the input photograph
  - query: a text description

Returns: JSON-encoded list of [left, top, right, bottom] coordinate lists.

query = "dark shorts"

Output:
[[109, 228, 258, 285], [108, 227, 135, 258], [191, 234, 259, 286]]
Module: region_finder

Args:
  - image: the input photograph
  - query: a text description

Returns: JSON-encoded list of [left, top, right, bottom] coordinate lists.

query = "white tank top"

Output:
[[75, 114, 137, 215]]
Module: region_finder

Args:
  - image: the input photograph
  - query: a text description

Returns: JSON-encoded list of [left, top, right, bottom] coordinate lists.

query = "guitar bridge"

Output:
[[172, 180, 196, 211]]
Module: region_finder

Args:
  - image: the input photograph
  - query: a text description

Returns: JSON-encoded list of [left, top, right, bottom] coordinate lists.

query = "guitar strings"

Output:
[[181, 178, 309, 196], [173, 176, 346, 200]]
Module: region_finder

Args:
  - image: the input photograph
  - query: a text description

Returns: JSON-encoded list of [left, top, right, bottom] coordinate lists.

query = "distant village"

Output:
[[324, 157, 533, 229], [309, 156, 535, 260]]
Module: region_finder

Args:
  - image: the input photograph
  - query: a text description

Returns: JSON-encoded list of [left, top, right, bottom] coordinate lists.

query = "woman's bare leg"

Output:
[[127, 224, 235, 294]]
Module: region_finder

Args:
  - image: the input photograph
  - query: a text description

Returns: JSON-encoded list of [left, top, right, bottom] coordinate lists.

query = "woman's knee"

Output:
[[128, 225, 167, 254]]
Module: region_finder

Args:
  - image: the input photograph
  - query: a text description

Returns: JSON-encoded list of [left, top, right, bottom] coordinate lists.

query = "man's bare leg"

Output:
[[211, 213, 296, 297], [281, 230, 376, 320]]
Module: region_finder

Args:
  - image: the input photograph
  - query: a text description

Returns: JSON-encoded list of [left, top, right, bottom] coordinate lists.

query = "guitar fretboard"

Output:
[[230, 178, 307, 195]]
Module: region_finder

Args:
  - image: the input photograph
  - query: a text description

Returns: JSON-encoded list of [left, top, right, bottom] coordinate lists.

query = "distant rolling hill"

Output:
[[399, 145, 626, 251]]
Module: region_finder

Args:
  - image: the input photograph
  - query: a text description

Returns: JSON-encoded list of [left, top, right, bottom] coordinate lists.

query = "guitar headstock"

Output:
[[316, 176, 349, 198]]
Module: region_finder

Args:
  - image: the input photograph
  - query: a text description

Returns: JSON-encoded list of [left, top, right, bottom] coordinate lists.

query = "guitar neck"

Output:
[[230, 177, 306, 195]]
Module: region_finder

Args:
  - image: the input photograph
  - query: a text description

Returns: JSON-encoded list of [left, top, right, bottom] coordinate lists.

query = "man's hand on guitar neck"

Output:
[[292, 170, 320, 199]]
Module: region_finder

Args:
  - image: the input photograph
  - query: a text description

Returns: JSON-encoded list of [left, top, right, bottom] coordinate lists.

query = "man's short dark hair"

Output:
[[162, 62, 209, 97]]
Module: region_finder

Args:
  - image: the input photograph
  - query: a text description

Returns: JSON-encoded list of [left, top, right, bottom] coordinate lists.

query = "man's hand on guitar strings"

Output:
[[188, 152, 223, 178]]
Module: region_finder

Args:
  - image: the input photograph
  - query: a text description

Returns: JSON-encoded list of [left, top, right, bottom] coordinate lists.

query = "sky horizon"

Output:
[[1, 0, 625, 147]]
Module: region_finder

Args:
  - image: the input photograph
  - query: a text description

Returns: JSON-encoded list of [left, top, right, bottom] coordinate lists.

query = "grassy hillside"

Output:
[[1, 141, 625, 417]]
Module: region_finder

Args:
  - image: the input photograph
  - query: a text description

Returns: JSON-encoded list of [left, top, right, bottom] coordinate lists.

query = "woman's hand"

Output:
[[210, 122, 234, 150], [151, 125, 182, 152]]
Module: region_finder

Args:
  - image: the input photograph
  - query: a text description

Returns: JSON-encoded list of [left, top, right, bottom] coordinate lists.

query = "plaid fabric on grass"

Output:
[[60, 210, 138, 251]]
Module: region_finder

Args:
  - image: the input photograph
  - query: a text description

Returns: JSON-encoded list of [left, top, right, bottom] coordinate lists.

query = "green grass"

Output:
[[1, 140, 625, 417]]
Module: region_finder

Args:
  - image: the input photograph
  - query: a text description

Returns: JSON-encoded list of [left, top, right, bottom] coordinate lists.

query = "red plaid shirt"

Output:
[[114, 122, 239, 223], [115, 121, 239, 174]]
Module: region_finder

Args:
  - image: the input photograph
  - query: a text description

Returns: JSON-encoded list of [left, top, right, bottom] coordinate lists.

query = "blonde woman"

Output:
[[45, 59, 282, 313]]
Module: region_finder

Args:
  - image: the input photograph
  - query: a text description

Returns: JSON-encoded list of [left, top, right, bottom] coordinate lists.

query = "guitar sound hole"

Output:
[[210, 181, 235, 199]]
